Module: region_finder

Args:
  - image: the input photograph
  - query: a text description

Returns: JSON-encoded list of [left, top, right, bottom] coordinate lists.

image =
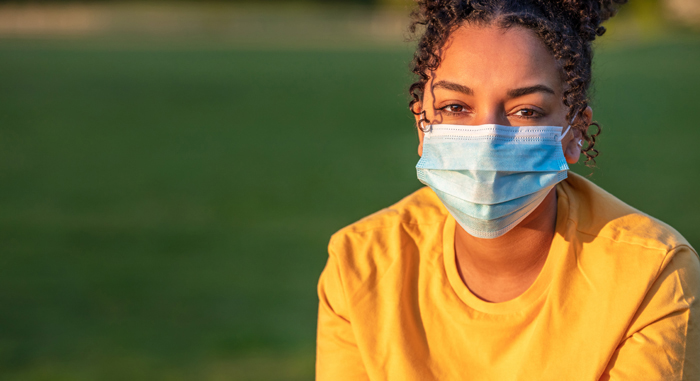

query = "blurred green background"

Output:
[[0, 0, 698, 380]]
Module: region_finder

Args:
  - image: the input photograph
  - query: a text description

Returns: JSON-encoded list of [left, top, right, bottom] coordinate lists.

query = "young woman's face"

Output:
[[415, 23, 588, 163]]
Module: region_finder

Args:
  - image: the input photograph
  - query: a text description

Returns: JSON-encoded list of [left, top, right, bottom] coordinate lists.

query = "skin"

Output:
[[413, 23, 593, 303]]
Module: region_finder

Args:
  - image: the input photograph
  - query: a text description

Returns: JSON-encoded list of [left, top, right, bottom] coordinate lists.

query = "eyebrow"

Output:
[[433, 80, 473, 95], [433, 80, 556, 99], [507, 85, 555, 98]]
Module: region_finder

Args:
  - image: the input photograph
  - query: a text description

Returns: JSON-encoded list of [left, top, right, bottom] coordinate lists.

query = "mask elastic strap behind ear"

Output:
[[557, 125, 571, 142], [419, 117, 432, 135], [557, 114, 578, 142]]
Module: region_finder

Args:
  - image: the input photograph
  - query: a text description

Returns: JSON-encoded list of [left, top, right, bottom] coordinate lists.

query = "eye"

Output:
[[512, 108, 542, 119], [440, 104, 467, 113]]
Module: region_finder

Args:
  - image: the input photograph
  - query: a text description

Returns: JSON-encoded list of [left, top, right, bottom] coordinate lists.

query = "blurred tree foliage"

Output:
[[0, 0, 380, 3], [0, 0, 666, 16], [0, 0, 664, 12]]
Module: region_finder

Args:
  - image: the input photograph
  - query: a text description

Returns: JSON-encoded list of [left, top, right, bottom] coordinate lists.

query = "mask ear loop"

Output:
[[418, 113, 431, 134], [558, 125, 571, 142], [560, 111, 585, 152], [557, 113, 578, 142]]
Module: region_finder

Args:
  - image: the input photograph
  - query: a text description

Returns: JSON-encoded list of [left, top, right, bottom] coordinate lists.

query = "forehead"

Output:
[[434, 23, 562, 92]]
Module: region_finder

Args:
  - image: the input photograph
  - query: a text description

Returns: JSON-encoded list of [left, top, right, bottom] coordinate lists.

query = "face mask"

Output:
[[416, 123, 571, 239]]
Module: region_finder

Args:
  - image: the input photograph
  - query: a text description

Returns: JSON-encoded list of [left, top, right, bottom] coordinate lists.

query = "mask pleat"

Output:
[[416, 124, 570, 239]]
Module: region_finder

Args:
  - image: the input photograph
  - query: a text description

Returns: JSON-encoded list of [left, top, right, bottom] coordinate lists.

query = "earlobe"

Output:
[[564, 130, 582, 164], [563, 106, 593, 164]]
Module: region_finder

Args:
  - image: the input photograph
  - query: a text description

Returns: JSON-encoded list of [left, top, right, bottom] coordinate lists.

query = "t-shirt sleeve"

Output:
[[600, 246, 700, 381], [316, 250, 369, 381]]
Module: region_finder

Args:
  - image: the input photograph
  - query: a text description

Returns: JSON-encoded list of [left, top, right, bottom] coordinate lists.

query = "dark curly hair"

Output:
[[408, 0, 627, 166]]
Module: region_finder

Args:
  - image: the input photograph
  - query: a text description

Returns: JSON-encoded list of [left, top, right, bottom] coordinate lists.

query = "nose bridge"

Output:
[[472, 101, 509, 126]]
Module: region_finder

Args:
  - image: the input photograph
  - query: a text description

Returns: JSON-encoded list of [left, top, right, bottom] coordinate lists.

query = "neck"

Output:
[[453, 188, 558, 303]]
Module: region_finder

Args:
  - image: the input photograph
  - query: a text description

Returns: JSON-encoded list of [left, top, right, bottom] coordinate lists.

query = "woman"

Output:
[[316, 1, 699, 379]]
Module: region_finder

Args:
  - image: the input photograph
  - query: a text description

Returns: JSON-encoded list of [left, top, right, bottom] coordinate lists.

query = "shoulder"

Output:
[[555, 173, 699, 349], [329, 186, 447, 254], [562, 171, 694, 254], [326, 187, 448, 292], [561, 171, 698, 301], [332, 186, 446, 236]]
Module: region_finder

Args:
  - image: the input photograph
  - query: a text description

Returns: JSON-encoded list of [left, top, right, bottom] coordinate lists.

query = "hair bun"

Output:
[[556, 0, 628, 41]]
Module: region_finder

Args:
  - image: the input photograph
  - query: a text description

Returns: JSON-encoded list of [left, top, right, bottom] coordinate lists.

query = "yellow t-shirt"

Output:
[[316, 172, 700, 380]]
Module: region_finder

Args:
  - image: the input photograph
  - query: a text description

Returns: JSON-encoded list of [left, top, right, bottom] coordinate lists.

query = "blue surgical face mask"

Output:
[[416, 123, 571, 239]]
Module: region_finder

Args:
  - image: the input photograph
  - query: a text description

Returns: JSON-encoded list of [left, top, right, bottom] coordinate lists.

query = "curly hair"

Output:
[[408, 0, 627, 166]]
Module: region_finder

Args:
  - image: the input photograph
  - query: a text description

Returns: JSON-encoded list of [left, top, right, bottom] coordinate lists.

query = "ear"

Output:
[[564, 106, 593, 164], [413, 103, 425, 157]]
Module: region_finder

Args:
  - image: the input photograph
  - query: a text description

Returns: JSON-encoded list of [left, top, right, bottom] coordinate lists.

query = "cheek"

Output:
[[417, 129, 425, 157], [551, 89, 570, 121], [560, 107, 573, 124]]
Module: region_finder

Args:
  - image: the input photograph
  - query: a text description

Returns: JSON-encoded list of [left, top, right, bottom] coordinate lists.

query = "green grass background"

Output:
[[0, 32, 699, 379]]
